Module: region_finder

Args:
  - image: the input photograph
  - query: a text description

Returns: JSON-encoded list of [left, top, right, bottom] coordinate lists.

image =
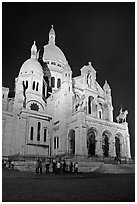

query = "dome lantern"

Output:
[[48, 25, 55, 45], [31, 41, 37, 59]]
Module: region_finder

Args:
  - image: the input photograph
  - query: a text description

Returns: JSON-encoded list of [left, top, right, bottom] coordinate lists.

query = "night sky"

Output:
[[2, 2, 135, 158]]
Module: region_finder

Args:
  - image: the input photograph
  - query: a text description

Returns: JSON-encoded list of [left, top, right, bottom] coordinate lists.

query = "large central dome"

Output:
[[43, 43, 67, 63], [42, 25, 67, 64]]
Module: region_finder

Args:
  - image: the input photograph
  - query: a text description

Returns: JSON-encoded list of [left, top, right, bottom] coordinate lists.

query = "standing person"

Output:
[[35, 159, 39, 174], [8, 157, 11, 169], [2, 159, 6, 168], [11, 160, 14, 170], [45, 159, 50, 174], [39, 159, 42, 175], [69, 161, 73, 173], [66, 161, 70, 173], [62, 160, 66, 173], [74, 162, 78, 174], [56, 161, 61, 174], [52, 159, 56, 173]]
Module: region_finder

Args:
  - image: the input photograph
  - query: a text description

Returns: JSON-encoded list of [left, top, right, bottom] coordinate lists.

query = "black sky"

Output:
[[2, 2, 135, 158]]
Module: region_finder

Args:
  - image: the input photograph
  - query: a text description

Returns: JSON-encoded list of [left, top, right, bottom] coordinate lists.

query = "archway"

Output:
[[68, 130, 75, 155], [88, 96, 94, 114], [87, 128, 97, 156], [115, 136, 120, 158], [115, 133, 123, 159], [102, 131, 110, 157]]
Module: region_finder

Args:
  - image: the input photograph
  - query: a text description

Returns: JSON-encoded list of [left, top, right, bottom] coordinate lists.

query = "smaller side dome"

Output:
[[103, 80, 110, 90], [103, 80, 111, 94], [19, 41, 43, 76], [19, 58, 43, 76]]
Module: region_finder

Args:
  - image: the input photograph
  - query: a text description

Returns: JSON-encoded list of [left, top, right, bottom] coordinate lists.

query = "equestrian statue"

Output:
[[116, 106, 128, 123]]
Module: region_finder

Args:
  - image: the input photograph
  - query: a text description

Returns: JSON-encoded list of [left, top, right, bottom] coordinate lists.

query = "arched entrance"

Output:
[[115, 136, 120, 158], [87, 128, 97, 156], [115, 133, 123, 159], [68, 129, 75, 155], [102, 131, 110, 157]]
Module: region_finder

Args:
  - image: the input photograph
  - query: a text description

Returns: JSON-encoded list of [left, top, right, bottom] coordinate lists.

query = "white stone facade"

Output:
[[2, 26, 131, 159]]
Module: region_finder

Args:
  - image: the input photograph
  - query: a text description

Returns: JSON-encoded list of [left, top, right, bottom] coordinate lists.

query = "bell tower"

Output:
[[103, 80, 113, 122]]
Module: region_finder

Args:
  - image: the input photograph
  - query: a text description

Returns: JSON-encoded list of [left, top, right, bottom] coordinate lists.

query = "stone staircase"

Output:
[[13, 160, 36, 172], [95, 163, 135, 174], [12, 156, 134, 173]]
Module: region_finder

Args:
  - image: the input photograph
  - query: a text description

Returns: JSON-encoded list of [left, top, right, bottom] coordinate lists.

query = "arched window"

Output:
[[98, 103, 102, 119], [37, 122, 41, 141], [99, 111, 102, 119], [57, 137, 59, 149], [88, 96, 94, 114], [51, 77, 55, 88], [32, 81, 35, 90], [54, 137, 59, 149], [42, 81, 45, 98], [36, 82, 39, 91], [44, 128, 47, 142], [68, 130, 75, 155], [51, 61, 56, 65], [26, 80, 28, 89], [102, 131, 110, 157], [58, 63, 61, 67], [30, 127, 34, 140], [115, 133, 123, 158], [23, 80, 27, 90], [57, 78, 61, 88], [87, 128, 97, 156]]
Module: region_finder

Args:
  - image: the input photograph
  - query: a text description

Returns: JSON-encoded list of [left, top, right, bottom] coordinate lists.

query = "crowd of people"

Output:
[[2, 157, 79, 175], [2, 158, 14, 170], [34, 158, 78, 175]]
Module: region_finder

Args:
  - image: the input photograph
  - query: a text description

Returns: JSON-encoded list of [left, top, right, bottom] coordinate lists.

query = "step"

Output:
[[95, 164, 135, 174]]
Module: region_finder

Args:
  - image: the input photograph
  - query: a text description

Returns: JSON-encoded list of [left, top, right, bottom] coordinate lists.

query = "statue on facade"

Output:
[[116, 107, 128, 123], [87, 71, 92, 88], [74, 93, 85, 111]]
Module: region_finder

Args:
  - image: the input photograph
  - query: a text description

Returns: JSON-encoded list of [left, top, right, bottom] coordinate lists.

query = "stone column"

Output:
[[108, 105, 113, 122], [112, 140, 116, 157], [109, 137, 114, 157], [95, 137, 103, 156], [75, 111, 88, 156], [75, 126, 80, 155], [120, 138, 125, 158], [123, 137, 127, 158], [126, 136, 131, 158], [124, 122, 131, 158]]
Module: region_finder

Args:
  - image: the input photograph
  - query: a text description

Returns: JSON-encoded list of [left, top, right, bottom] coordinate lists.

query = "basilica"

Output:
[[2, 26, 131, 160]]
